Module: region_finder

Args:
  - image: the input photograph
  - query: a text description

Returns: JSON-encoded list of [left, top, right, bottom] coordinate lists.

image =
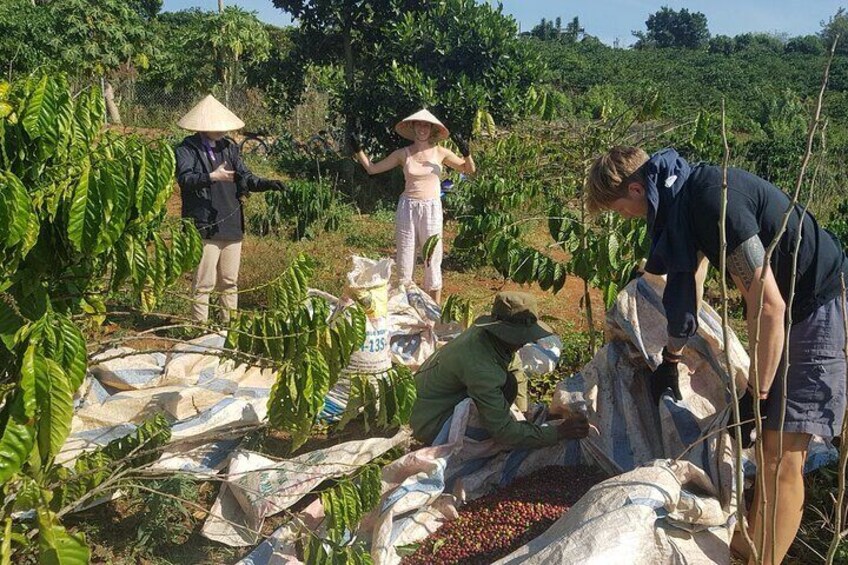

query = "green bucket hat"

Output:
[[474, 291, 553, 346]]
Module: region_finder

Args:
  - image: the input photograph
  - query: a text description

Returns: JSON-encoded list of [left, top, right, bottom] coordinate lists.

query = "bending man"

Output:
[[585, 146, 847, 565]]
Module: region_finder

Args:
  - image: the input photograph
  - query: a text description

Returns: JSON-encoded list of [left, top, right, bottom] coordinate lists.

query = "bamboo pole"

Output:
[[718, 99, 759, 563], [744, 38, 836, 564], [825, 273, 848, 563]]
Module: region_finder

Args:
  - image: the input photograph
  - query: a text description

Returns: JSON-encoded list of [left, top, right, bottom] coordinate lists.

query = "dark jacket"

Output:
[[175, 134, 277, 240]]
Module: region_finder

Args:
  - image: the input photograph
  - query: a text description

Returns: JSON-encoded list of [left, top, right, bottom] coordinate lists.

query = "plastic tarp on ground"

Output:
[[237, 398, 587, 565], [497, 273, 837, 564], [202, 430, 411, 547], [348, 273, 750, 565], [61, 333, 276, 472]]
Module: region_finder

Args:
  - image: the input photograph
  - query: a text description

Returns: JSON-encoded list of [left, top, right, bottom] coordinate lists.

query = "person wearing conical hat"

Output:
[[175, 94, 287, 323], [350, 109, 476, 304]]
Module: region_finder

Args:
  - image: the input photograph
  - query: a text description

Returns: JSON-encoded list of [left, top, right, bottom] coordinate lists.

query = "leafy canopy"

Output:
[[634, 6, 710, 49]]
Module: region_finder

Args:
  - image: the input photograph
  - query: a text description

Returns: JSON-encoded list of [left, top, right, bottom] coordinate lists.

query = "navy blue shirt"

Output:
[[644, 150, 847, 345]]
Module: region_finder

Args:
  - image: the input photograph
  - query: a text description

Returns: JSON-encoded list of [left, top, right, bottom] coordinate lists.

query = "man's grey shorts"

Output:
[[765, 296, 847, 437]]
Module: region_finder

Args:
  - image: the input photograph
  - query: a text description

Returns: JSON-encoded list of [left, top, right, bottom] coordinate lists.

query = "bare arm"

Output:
[[354, 148, 404, 175], [728, 236, 786, 399], [440, 147, 476, 175], [694, 252, 709, 313]]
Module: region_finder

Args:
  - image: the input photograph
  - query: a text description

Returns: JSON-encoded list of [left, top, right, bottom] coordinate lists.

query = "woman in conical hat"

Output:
[[350, 109, 476, 304], [174, 94, 286, 323]]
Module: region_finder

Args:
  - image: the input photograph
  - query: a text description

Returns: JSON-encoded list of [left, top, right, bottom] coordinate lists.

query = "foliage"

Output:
[[533, 34, 848, 146], [245, 26, 310, 121], [321, 464, 381, 543], [821, 7, 848, 55], [357, 0, 543, 145], [550, 211, 647, 308], [745, 88, 808, 189], [0, 0, 159, 81], [795, 461, 848, 562], [441, 295, 474, 329], [47, 414, 172, 514], [144, 7, 271, 101], [337, 367, 417, 433], [0, 73, 200, 563], [529, 16, 587, 43], [248, 179, 351, 240], [0, 1, 56, 78], [449, 133, 546, 270], [530, 17, 561, 41], [422, 234, 440, 266], [212, 7, 272, 103], [825, 199, 848, 253], [224, 254, 371, 450], [273, 0, 544, 151], [133, 474, 199, 554], [301, 464, 382, 564], [785, 34, 825, 55], [633, 7, 711, 49]]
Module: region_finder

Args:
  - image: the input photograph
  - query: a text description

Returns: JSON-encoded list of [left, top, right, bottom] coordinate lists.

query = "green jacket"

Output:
[[410, 326, 559, 448]]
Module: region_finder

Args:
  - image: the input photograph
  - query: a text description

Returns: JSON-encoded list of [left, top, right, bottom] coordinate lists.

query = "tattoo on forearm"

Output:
[[727, 235, 765, 290]]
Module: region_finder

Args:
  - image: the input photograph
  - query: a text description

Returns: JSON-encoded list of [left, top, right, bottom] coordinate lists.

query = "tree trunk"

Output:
[[341, 24, 357, 201], [103, 81, 122, 125], [218, 0, 224, 13]]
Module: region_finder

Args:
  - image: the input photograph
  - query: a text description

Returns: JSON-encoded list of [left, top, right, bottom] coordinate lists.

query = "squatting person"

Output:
[[585, 145, 847, 565], [350, 109, 475, 304], [175, 95, 286, 323], [411, 291, 591, 448]]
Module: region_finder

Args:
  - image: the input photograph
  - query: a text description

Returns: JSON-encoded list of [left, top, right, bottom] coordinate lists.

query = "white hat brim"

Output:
[[394, 109, 449, 142], [178, 94, 245, 132]]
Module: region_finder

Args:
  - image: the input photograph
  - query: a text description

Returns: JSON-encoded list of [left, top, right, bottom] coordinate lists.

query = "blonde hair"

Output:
[[584, 146, 649, 214]]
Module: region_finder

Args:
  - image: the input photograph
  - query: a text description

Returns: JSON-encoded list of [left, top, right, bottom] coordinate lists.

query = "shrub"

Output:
[[248, 179, 353, 240]]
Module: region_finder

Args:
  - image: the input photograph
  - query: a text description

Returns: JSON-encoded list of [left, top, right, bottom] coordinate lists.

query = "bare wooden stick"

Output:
[[718, 98, 760, 563], [768, 119, 828, 560], [826, 273, 848, 563], [745, 38, 836, 563]]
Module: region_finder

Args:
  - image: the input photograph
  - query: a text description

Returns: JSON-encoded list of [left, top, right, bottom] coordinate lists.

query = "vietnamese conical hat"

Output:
[[394, 109, 449, 142], [177, 94, 245, 132]]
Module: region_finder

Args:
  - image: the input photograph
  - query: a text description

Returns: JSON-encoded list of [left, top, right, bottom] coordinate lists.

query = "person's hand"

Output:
[[348, 131, 363, 153], [556, 413, 590, 440], [269, 180, 287, 192], [650, 357, 682, 404], [210, 163, 235, 183], [452, 133, 470, 157]]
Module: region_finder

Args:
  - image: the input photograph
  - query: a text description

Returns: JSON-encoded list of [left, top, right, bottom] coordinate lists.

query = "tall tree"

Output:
[[271, 0, 424, 178], [212, 6, 272, 103], [633, 6, 710, 49], [531, 17, 556, 40], [821, 7, 848, 53], [563, 16, 584, 43], [144, 7, 271, 103], [272, 0, 542, 152]]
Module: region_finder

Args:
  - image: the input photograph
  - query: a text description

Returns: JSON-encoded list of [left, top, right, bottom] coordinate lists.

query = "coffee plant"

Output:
[[0, 73, 201, 563], [449, 92, 663, 341], [337, 367, 417, 433], [248, 179, 351, 240], [441, 294, 474, 329], [225, 254, 369, 450], [301, 463, 382, 563]]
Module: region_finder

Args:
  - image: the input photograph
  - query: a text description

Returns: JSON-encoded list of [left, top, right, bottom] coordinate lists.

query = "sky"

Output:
[[161, 0, 845, 46]]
